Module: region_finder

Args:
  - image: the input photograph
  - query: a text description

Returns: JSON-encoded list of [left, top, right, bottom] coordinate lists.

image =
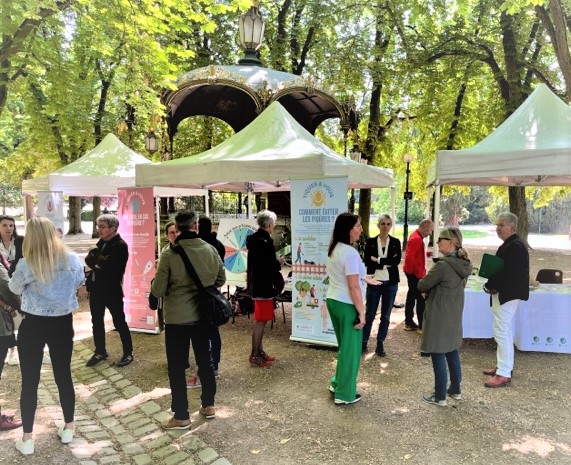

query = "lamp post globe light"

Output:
[[402, 153, 414, 251], [144, 131, 158, 154], [238, 3, 265, 65]]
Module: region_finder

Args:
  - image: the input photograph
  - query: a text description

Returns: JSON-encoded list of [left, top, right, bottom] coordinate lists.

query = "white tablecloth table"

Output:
[[462, 277, 571, 354]]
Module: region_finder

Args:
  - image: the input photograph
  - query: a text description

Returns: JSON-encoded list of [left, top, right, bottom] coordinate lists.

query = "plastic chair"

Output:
[[271, 294, 289, 328], [226, 286, 252, 323], [535, 269, 563, 284]]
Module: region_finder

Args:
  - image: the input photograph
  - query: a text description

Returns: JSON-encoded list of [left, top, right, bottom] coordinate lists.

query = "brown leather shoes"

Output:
[[483, 368, 513, 377], [484, 375, 511, 388]]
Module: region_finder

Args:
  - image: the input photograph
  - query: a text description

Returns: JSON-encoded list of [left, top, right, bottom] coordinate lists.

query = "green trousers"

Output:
[[327, 298, 362, 402]]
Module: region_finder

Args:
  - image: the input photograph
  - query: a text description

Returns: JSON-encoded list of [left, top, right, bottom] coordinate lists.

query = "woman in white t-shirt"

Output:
[[326, 213, 366, 405]]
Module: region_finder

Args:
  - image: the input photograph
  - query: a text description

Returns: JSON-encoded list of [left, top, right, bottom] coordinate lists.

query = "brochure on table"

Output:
[[289, 177, 348, 346]]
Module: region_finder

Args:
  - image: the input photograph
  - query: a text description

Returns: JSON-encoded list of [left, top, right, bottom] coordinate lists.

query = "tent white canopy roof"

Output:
[[22, 133, 206, 197], [428, 84, 571, 187], [136, 101, 394, 193]]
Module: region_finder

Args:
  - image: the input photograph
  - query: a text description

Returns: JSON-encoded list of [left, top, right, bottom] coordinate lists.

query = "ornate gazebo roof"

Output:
[[164, 64, 354, 138]]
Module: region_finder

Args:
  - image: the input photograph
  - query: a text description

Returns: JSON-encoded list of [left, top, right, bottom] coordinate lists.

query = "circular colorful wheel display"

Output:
[[223, 226, 255, 273]]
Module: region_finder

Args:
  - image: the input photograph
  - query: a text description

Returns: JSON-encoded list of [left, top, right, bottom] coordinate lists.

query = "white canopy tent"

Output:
[[427, 84, 571, 242], [22, 133, 208, 255], [136, 101, 394, 194], [22, 133, 207, 200]]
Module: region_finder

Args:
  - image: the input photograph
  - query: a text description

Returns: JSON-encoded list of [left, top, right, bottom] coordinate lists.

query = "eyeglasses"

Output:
[[437, 237, 451, 243]]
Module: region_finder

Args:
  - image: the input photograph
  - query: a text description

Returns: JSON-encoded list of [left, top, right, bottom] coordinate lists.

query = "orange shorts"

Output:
[[253, 299, 274, 322]]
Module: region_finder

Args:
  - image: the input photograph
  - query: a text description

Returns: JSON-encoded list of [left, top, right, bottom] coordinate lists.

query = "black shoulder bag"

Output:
[[171, 244, 232, 327]]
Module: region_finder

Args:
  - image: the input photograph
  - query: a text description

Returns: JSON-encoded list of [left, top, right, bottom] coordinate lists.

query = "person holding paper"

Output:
[[417, 227, 472, 406], [362, 214, 401, 356], [483, 212, 529, 388]]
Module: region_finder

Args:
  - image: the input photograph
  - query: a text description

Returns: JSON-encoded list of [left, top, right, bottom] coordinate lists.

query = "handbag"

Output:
[[273, 270, 285, 296], [171, 244, 232, 326], [11, 309, 23, 330], [0, 296, 23, 331]]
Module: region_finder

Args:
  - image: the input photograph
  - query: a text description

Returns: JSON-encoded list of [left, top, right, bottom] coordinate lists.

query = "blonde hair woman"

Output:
[[9, 218, 84, 455], [417, 227, 472, 407]]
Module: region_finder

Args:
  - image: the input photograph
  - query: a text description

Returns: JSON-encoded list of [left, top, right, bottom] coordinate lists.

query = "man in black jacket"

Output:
[[483, 212, 529, 388], [85, 214, 133, 368]]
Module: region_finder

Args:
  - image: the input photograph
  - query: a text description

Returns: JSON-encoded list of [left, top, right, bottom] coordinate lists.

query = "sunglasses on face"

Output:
[[437, 237, 452, 243]]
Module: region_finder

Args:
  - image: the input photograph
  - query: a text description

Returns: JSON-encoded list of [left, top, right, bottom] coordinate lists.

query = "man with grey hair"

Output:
[[85, 214, 133, 368], [483, 212, 529, 388], [151, 210, 225, 428], [246, 210, 284, 367]]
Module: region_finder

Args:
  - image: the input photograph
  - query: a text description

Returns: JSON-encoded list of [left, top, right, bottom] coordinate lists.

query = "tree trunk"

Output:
[[67, 196, 83, 234], [509, 186, 529, 246], [24, 194, 34, 221], [92, 197, 101, 238], [501, 10, 530, 243], [358, 189, 371, 238]]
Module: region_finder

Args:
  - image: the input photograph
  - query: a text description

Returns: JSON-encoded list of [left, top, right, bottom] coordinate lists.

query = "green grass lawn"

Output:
[[368, 224, 489, 239]]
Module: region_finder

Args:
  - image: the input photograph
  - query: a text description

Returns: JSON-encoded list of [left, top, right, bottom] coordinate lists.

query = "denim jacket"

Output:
[[9, 252, 85, 316]]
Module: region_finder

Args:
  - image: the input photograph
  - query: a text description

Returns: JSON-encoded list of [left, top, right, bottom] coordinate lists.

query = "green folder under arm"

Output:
[[478, 253, 504, 279]]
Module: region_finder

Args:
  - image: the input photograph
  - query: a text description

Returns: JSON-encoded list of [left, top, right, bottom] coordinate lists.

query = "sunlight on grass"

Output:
[[367, 223, 489, 240]]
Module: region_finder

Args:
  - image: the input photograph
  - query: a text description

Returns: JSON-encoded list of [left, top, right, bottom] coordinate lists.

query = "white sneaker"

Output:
[[58, 426, 74, 444], [7, 351, 19, 366], [16, 438, 34, 455]]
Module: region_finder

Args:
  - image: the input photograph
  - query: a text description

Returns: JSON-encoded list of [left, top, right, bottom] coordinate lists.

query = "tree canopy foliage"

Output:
[[1, 0, 570, 236]]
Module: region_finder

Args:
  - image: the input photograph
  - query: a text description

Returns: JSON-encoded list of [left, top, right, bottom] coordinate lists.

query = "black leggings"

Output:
[[18, 313, 75, 433]]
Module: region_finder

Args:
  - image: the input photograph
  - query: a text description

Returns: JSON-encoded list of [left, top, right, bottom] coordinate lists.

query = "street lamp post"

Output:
[[402, 153, 414, 251], [349, 149, 361, 213], [144, 131, 158, 154], [238, 3, 265, 66]]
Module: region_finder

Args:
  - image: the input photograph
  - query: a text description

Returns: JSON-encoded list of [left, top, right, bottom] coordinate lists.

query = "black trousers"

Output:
[[18, 313, 75, 433], [89, 287, 132, 357], [405, 273, 425, 328], [165, 323, 216, 420]]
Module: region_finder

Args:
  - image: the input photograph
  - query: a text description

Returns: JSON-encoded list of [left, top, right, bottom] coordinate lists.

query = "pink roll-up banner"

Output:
[[117, 187, 159, 333]]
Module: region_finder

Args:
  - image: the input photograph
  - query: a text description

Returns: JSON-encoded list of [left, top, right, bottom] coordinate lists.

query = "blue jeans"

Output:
[[430, 350, 461, 401], [362, 282, 398, 351]]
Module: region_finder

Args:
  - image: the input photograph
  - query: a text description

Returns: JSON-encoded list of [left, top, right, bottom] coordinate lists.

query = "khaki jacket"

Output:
[[151, 232, 226, 324]]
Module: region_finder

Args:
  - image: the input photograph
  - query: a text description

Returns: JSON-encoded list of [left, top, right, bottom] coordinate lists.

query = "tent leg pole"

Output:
[[433, 185, 441, 257]]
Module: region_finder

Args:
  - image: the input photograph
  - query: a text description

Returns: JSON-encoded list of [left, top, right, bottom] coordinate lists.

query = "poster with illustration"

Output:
[[217, 218, 258, 285], [37, 191, 65, 236], [117, 187, 159, 333], [289, 177, 348, 346]]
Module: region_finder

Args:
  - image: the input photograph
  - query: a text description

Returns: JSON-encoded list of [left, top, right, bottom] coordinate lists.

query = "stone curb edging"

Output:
[[37, 341, 232, 465]]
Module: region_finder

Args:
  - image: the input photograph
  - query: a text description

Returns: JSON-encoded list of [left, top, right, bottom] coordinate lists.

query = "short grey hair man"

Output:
[[97, 214, 119, 229], [496, 212, 517, 230], [256, 210, 277, 229]]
